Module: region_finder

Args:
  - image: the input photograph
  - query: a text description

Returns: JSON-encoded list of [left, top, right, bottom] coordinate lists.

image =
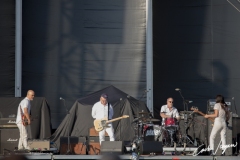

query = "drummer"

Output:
[[160, 97, 180, 124]]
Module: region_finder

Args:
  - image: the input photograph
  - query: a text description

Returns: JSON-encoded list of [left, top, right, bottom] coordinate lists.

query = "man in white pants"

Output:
[[16, 90, 35, 150], [92, 93, 115, 144]]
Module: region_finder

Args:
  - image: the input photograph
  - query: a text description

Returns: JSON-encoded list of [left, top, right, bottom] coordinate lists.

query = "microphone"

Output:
[[175, 88, 180, 91], [60, 97, 65, 101], [185, 100, 193, 103]]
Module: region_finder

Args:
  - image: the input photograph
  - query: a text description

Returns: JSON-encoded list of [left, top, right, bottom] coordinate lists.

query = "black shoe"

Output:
[[221, 151, 225, 156]]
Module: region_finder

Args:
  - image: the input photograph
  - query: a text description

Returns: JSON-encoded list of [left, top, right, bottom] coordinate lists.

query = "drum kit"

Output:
[[132, 110, 195, 148]]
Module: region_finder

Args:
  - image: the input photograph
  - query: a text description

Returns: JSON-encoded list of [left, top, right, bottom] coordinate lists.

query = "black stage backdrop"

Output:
[[0, 0, 15, 97], [153, 0, 240, 119], [0, 97, 52, 139]]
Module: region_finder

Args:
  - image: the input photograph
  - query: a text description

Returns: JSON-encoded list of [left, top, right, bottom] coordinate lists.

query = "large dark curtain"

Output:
[[153, 0, 240, 119]]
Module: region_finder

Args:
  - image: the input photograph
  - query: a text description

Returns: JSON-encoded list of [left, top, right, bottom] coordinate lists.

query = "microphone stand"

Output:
[[61, 98, 72, 155], [176, 90, 192, 151]]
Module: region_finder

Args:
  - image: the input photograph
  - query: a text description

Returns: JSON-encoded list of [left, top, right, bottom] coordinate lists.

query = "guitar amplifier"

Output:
[[207, 99, 232, 113], [0, 118, 17, 128], [28, 139, 50, 150]]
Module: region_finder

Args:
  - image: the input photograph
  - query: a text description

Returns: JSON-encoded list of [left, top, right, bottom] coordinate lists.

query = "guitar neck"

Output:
[[107, 117, 125, 123], [197, 111, 214, 122]]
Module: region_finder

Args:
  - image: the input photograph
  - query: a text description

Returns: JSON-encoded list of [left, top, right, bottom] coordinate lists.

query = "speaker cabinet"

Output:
[[60, 136, 86, 155], [139, 141, 163, 155], [0, 129, 19, 154], [207, 113, 232, 156], [100, 141, 123, 155]]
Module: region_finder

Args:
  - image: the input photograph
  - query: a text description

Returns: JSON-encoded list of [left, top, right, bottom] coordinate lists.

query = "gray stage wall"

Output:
[[153, 0, 240, 119], [1, 0, 240, 129], [21, 0, 147, 128]]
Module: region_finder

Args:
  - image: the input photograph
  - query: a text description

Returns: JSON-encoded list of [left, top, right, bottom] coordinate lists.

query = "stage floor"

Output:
[[0, 154, 240, 160]]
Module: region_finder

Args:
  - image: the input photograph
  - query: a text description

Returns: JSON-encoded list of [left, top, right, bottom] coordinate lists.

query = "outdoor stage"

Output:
[[0, 146, 239, 160], [0, 154, 240, 160]]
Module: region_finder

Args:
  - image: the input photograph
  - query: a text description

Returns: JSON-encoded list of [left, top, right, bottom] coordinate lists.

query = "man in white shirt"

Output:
[[160, 97, 180, 122], [92, 93, 115, 144], [16, 90, 35, 150]]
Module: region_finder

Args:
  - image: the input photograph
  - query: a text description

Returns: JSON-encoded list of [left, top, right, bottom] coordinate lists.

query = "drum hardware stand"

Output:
[[175, 88, 194, 150]]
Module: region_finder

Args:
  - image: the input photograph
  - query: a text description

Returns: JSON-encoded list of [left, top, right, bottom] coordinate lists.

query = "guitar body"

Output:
[[22, 115, 28, 126], [22, 115, 35, 126], [94, 119, 107, 132], [93, 115, 129, 132]]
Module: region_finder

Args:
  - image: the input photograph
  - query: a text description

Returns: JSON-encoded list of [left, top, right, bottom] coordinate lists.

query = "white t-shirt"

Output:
[[160, 105, 180, 118], [91, 101, 113, 120], [16, 98, 31, 124], [214, 103, 226, 120]]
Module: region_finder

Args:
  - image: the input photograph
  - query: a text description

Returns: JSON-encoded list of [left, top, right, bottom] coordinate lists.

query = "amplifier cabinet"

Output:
[[0, 129, 19, 154]]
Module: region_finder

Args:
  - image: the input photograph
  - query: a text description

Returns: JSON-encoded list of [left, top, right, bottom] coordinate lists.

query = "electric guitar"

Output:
[[22, 115, 36, 126], [94, 115, 129, 132], [190, 106, 215, 125]]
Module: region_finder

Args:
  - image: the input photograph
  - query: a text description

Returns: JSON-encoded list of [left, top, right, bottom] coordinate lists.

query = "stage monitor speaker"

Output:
[[60, 136, 87, 155], [207, 113, 233, 156], [139, 141, 163, 155], [100, 141, 123, 155], [0, 129, 19, 154]]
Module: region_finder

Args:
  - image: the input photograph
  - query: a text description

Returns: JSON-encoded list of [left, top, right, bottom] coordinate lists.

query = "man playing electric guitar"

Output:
[[16, 90, 35, 150], [91, 93, 115, 144]]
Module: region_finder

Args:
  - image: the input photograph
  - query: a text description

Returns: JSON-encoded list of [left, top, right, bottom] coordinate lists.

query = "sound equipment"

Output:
[[0, 118, 17, 128], [0, 129, 19, 154], [88, 136, 110, 143], [28, 139, 50, 150], [100, 141, 123, 155], [207, 113, 233, 156], [60, 136, 87, 155], [138, 141, 163, 155], [207, 99, 231, 113]]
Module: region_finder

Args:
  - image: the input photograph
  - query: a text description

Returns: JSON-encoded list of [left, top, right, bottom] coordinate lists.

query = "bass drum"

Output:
[[143, 124, 163, 141]]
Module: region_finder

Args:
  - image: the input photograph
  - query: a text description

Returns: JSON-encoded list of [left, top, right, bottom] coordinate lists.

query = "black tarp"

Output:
[[0, 97, 52, 139], [50, 86, 150, 149]]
